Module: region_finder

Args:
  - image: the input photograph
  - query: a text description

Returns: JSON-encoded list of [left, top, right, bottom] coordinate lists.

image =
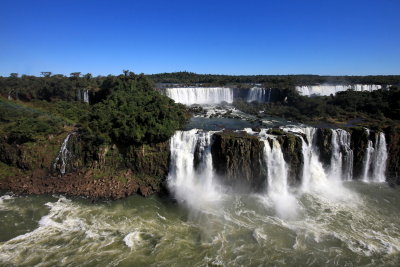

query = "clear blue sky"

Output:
[[1, 0, 399, 76]]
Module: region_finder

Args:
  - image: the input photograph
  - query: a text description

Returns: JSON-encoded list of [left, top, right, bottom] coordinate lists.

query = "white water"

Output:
[[77, 89, 89, 103], [329, 129, 353, 181], [247, 88, 271, 102], [362, 129, 374, 182], [296, 84, 384, 96], [371, 132, 388, 182], [262, 138, 298, 217], [53, 133, 73, 175], [361, 131, 388, 183], [83, 89, 89, 103], [165, 87, 234, 105], [167, 130, 222, 209]]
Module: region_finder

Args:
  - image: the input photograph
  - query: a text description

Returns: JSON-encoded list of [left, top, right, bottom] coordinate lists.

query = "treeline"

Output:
[[0, 71, 188, 147], [233, 87, 400, 126], [149, 72, 400, 88], [2, 72, 399, 102]]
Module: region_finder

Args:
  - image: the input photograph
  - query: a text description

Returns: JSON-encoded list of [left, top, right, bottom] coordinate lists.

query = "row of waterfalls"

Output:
[[166, 127, 388, 210], [164, 84, 388, 105], [296, 84, 386, 96]]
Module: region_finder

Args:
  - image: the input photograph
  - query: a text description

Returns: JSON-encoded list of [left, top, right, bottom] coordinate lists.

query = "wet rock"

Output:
[[211, 131, 266, 192]]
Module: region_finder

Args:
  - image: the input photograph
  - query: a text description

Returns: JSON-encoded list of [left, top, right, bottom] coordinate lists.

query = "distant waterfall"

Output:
[[165, 87, 233, 105], [77, 89, 89, 103], [362, 131, 388, 182], [167, 130, 221, 208], [247, 88, 271, 102], [53, 133, 74, 175], [296, 84, 384, 96], [83, 90, 89, 103]]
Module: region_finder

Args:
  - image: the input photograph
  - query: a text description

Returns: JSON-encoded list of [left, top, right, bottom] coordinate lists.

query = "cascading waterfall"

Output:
[[167, 130, 221, 208], [329, 129, 353, 181], [165, 87, 234, 105], [83, 89, 89, 103], [296, 84, 384, 96], [361, 129, 374, 182], [361, 131, 388, 183], [77, 89, 90, 103], [53, 133, 73, 175], [247, 88, 271, 102], [371, 132, 388, 183], [167, 126, 388, 210], [261, 137, 297, 217]]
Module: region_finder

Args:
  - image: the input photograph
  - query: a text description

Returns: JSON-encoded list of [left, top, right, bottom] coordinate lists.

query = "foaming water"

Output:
[[261, 137, 299, 218], [1, 184, 400, 266], [168, 130, 223, 210]]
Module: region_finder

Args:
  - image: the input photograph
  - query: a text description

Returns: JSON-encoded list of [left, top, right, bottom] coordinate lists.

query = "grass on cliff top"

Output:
[[0, 98, 76, 144]]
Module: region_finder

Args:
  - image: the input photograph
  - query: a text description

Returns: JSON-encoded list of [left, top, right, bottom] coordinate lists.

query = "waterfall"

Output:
[[361, 131, 387, 183], [167, 130, 221, 208], [361, 129, 374, 182], [371, 133, 388, 182], [261, 138, 298, 217], [83, 89, 89, 103], [329, 129, 353, 181], [165, 87, 234, 105], [296, 84, 384, 96], [263, 139, 289, 196], [53, 133, 73, 175], [247, 88, 270, 102], [77, 89, 89, 103]]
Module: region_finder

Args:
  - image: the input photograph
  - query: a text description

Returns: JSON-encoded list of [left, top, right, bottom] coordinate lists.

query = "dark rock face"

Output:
[[276, 133, 303, 185], [0, 131, 170, 199], [348, 127, 370, 179], [384, 126, 400, 185], [211, 131, 266, 192], [315, 128, 333, 168]]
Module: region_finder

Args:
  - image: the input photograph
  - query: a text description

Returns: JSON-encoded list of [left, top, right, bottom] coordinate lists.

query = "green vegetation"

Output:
[[0, 99, 65, 144], [80, 73, 188, 146], [234, 86, 400, 128], [148, 71, 400, 88]]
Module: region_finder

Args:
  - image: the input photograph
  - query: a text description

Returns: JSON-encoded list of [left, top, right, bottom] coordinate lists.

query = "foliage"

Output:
[[80, 74, 188, 146], [0, 99, 64, 144], [233, 86, 400, 127], [148, 72, 400, 89]]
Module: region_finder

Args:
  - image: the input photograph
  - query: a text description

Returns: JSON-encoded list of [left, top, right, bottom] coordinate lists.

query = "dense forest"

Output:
[[0, 72, 188, 148], [149, 72, 400, 88], [233, 86, 400, 128], [1, 71, 399, 136], [2, 72, 399, 102]]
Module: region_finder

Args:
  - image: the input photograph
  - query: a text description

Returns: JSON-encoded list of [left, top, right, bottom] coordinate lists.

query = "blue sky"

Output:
[[1, 0, 399, 76]]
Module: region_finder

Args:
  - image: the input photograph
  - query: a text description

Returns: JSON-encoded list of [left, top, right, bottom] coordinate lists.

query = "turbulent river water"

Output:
[[1, 182, 400, 266]]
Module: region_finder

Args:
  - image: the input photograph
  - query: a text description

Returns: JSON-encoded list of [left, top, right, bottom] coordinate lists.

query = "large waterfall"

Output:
[[296, 84, 384, 96], [167, 130, 222, 208], [165, 87, 234, 105], [167, 127, 389, 213]]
